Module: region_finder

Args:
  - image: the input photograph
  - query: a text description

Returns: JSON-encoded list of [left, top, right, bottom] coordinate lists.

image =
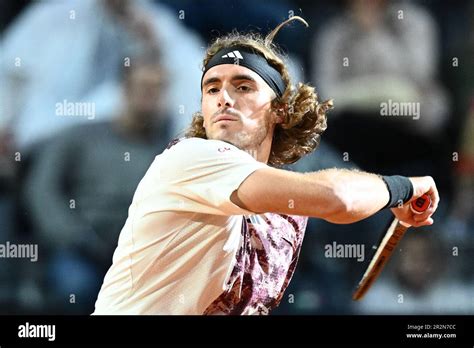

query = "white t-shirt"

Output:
[[93, 137, 268, 314]]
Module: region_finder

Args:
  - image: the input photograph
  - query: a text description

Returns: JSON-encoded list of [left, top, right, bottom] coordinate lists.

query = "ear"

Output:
[[273, 103, 287, 124]]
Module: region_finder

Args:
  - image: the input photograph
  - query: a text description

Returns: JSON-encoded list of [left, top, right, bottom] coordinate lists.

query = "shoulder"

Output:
[[157, 137, 262, 180]]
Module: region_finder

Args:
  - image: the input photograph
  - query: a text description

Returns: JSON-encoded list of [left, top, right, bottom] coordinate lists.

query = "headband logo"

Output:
[[221, 50, 244, 60]]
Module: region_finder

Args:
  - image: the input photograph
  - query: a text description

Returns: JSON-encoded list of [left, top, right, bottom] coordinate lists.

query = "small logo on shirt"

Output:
[[218, 147, 231, 153]]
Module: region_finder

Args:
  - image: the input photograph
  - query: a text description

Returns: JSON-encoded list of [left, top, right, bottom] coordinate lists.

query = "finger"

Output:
[[413, 209, 433, 222], [412, 204, 435, 221], [412, 217, 434, 228], [401, 215, 419, 227], [422, 217, 434, 226], [428, 182, 440, 211]]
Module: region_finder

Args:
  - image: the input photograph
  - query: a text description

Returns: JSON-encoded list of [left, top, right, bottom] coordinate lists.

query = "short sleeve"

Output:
[[150, 138, 268, 216]]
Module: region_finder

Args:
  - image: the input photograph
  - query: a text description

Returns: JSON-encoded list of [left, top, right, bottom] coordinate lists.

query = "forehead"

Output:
[[202, 64, 267, 86]]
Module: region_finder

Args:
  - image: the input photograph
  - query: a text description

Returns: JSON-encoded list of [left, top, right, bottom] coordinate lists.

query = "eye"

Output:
[[206, 87, 219, 94], [237, 85, 252, 92]]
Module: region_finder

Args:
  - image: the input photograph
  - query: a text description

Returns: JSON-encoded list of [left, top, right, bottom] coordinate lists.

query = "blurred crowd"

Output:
[[0, 0, 472, 314]]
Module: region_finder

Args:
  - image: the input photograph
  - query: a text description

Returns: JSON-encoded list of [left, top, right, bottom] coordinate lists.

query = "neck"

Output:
[[244, 138, 272, 164], [242, 126, 274, 164]]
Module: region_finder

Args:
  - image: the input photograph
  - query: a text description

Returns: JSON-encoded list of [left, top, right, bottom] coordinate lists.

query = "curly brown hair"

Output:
[[185, 16, 333, 167]]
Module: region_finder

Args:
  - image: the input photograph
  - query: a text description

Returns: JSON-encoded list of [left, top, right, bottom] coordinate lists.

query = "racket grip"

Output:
[[410, 194, 431, 214]]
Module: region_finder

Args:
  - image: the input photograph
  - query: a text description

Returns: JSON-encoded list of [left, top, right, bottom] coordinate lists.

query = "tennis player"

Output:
[[93, 17, 439, 315]]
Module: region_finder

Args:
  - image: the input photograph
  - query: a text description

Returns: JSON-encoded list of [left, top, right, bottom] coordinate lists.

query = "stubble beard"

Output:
[[208, 115, 272, 154]]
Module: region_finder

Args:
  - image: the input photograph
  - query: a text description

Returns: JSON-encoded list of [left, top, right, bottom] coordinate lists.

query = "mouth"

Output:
[[214, 114, 239, 123]]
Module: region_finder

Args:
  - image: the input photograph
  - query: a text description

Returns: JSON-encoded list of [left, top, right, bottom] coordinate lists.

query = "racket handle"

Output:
[[410, 194, 431, 214]]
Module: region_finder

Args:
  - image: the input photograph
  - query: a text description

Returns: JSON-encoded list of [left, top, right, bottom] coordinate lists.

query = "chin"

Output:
[[208, 131, 239, 147]]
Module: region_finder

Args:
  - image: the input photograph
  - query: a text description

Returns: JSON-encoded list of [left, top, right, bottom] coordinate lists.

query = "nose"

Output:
[[217, 88, 234, 108]]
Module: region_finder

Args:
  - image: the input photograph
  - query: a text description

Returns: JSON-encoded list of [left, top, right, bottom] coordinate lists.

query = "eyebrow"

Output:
[[202, 74, 256, 88]]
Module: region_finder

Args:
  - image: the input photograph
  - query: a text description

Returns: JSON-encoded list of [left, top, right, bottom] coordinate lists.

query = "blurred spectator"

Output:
[[354, 231, 474, 314], [311, 0, 450, 178], [0, 0, 203, 150], [22, 54, 172, 313], [314, 0, 448, 133]]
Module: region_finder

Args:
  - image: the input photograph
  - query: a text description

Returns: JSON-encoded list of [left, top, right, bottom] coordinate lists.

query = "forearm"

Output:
[[307, 169, 389, 223], [234, 167, 390, 223]]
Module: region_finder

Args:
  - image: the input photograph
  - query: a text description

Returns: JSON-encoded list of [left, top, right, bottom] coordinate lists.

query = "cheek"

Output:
[[240, 93, 272, 116], [238, 112, 267, 134], [241, 100, 272, 125], [201, 97, 214, 128]]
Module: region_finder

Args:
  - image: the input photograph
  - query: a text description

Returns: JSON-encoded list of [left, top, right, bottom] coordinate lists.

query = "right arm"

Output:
[[231, 167, 438, 226]]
